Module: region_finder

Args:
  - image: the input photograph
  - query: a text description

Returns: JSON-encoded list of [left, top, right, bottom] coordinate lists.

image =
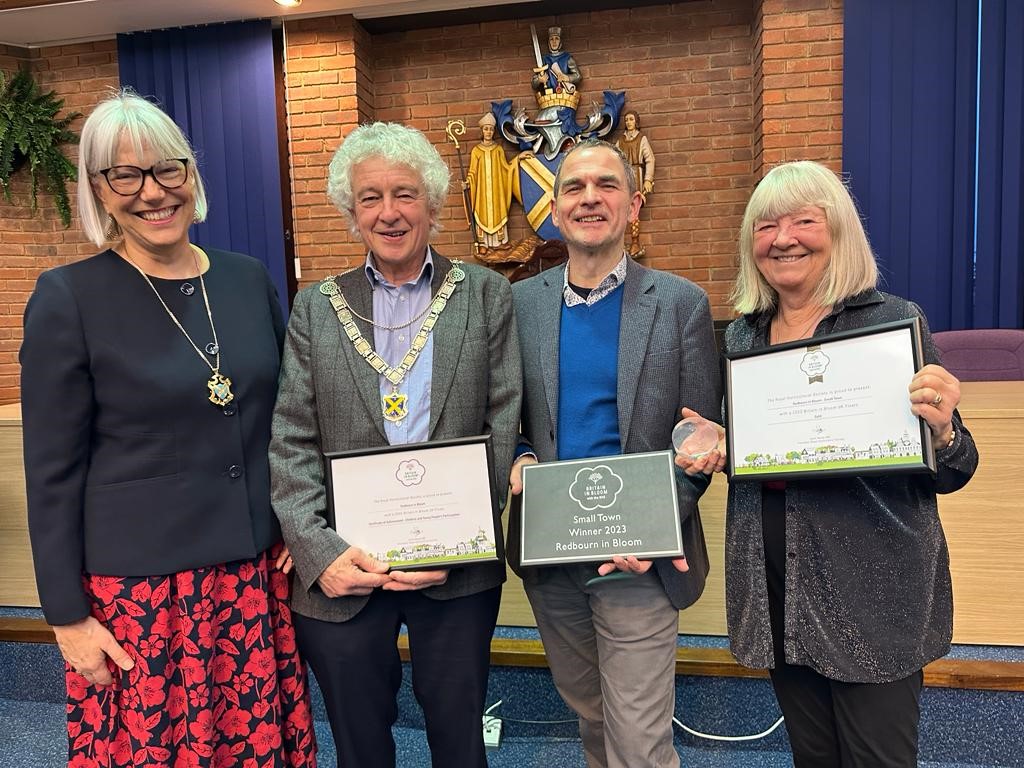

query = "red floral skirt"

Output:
[[65, 545, 317, 768]]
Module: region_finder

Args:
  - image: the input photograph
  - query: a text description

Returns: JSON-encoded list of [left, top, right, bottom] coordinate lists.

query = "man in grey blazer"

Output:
[[270, 123, 521, 768], [509, 140, 722, 768]]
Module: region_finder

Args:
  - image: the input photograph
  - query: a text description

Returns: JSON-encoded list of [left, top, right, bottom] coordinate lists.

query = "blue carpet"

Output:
[[1, 696, 1019, 768], [2, 626, 1022, 767]]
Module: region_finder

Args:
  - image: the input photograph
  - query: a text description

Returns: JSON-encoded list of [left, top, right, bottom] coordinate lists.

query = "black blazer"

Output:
[[21, 248, 285, 625]]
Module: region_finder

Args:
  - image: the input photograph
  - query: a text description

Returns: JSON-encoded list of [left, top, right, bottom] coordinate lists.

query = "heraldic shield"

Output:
[[513, 151, 563, 240]]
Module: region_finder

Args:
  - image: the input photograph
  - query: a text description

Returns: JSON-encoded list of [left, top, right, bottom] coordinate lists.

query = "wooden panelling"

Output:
[[0, 403, 38, 606], [935, 382, 1024, 645], [4, 617, 1020, 692]]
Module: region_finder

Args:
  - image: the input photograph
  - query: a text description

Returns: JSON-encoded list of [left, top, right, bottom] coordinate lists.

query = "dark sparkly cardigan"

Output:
[[723, 289, 979, 684]]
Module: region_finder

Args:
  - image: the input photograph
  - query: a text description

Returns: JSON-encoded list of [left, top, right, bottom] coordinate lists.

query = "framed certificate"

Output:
[[725, 317, 935, 482], [324, 435, 501, 570], [519, 451, 683, 567]]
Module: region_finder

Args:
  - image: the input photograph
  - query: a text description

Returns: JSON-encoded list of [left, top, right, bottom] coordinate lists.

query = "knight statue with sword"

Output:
[[531, 26, 581, 99]]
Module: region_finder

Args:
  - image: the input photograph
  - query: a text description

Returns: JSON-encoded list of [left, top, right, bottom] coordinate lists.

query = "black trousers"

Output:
[[293, 585, 501, 768], [762, 489, 924, 768]]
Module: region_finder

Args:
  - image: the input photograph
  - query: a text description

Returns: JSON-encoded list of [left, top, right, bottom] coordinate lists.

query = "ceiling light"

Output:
[[274, 0, 301, 7]]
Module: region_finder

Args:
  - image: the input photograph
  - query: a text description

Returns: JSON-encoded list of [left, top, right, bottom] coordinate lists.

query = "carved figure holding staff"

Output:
[[445, 118, 481, 254], [464, 112, 515, 248]]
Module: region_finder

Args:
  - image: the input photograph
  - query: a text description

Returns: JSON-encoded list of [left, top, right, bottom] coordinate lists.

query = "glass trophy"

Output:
[[671, 416, 720, 460]]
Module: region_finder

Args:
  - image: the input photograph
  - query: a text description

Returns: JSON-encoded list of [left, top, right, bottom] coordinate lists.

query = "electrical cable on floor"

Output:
[[672, 714, 785, 742], [485, 697, 786, 741], [399, 682, 577, 728], [483, 699, 501, 728], [483, 699, 577, 725]]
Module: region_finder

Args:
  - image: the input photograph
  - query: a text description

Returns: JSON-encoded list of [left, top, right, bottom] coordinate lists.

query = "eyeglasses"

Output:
[[96, 159, 190, 196]]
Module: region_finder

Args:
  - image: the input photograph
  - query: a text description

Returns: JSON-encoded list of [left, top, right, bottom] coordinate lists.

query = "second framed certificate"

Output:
[[725, 317, 935, 482], [324, 435, 500, 570]]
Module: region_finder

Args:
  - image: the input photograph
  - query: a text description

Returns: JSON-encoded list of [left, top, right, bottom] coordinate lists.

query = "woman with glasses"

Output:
[[20, 89, 317, 767]]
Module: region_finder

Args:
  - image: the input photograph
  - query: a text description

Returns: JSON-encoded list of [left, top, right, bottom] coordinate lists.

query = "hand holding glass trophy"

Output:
[[672, 415, 721, 460]]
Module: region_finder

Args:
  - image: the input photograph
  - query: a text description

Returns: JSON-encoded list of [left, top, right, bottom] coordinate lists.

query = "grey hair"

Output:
[[552, 138, 637, 198], [77, 88, 207, 247], [326, 122, 451, 234], [732, 160, 879, 315]]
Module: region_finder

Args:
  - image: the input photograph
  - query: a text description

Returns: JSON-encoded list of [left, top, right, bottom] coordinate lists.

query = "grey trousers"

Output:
[[526, 565, 681, 768]]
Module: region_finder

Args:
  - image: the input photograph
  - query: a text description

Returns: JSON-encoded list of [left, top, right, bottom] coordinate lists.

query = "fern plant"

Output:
[[0, 69, 81, 227]]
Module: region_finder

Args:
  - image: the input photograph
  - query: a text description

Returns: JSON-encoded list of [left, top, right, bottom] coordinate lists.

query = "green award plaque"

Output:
[[519, 450, 684, 567]]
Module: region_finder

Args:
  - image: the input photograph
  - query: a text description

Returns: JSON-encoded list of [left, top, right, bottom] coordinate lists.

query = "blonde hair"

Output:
[[77, 88, 207, 247], [732, 160, 878, 314]]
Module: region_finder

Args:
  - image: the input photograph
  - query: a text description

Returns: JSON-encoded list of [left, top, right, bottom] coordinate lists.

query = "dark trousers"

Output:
[[293, 585, 501, 768], [762, 489, 924, 768]]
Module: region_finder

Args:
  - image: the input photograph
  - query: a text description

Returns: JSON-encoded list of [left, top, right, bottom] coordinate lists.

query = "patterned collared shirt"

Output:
[[364, 249, 434, 445], [562, 253, 628, 307]]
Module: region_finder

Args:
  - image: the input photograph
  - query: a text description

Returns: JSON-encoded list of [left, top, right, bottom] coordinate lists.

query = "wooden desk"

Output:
[[0, 402, 37, 605], [2, 385, 1022, 645], [933, 382, 1023, 644]]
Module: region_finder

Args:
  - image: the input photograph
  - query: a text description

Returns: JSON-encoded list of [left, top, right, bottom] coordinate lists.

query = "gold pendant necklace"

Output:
[[321, 261, 466, 423], [124, 246, 234, 407]]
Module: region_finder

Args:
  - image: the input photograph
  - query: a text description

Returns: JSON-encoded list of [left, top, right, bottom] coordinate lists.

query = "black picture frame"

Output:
[[724, 317, 935, 482]]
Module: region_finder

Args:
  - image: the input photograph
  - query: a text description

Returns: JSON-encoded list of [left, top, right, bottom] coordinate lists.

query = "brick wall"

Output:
[[0, 1, 844, 404], [757, 0, 843, 173], [283, 16, 374, 277], [0, 40, 118, 404], [286, 1, 763, 314]]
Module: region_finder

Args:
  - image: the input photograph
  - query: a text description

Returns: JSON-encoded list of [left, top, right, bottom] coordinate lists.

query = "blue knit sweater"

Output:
[[557, 285, 624, 460]]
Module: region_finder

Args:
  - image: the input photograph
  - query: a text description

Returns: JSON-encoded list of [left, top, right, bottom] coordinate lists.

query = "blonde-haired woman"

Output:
[[682, 160, 978, 767], [21, 89, 316, 767]]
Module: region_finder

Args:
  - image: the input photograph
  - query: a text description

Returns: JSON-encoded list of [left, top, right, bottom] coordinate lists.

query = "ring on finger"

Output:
[[932, 392, 942, 406]]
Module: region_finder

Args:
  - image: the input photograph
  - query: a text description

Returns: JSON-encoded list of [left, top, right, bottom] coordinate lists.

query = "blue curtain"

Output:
[[842, 0, 979, 331], [117, 21, 289, 316], [973, 0, 1024, 328]]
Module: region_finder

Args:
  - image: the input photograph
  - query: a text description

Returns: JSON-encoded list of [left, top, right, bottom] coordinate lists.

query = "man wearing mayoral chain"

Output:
[[508, 140, 721, 768], [270, 122, 521, 768]]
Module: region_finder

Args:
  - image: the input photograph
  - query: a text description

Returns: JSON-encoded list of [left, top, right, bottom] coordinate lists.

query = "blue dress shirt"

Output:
[[365, 250, 435, 445]]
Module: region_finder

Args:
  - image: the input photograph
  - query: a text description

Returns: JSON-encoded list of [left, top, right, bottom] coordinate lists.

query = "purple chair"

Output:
[[932, 329, 1024, 381]]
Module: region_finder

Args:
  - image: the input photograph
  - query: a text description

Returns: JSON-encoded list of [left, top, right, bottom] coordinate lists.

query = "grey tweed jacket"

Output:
[[270, 254, 522, 623], [510, 258, 723, 609]]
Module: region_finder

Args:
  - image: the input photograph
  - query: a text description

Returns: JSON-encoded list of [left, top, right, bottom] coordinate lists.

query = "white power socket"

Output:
[[482, 715, 503, 749]]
